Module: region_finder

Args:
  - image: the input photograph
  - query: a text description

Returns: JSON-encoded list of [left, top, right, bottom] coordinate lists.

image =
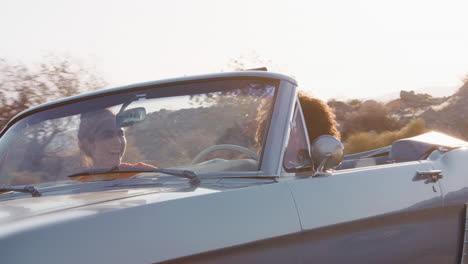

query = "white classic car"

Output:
[[1, 71, 468, 264]]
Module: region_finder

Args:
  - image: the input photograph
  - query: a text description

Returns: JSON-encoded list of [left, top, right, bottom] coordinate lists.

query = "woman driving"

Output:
[[78, 109, 127, 168], [76, 109, 155, 182]]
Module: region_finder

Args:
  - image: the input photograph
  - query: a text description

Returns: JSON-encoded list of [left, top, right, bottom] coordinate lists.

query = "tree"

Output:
[[0, 55, 106, 127], [0, 56, 106, 183]]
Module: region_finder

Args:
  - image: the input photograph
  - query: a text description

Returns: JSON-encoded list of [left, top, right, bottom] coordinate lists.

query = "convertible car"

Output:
[[1, 71, 468, 264]]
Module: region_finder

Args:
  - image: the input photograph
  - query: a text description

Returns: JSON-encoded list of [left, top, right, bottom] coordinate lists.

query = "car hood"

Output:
[[0, 178, 296, 264], [0, 185, 220, 225], [0, 176, 273, 225]]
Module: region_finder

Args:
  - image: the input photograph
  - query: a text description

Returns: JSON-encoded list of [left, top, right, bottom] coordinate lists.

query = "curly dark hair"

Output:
[[298, 91, 341, 142], [254, 91, 340, 148]]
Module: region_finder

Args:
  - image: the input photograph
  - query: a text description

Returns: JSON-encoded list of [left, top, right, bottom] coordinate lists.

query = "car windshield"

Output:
[[0, 78, 277, 186]]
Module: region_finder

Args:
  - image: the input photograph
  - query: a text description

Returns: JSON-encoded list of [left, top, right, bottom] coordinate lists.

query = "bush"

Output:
[[336, 100, 402, 140], [344, 119, 427, 154]]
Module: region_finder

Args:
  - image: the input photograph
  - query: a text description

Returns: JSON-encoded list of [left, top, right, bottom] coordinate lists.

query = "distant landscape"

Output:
[[329, 76, 468, 153], [1, 57, 467, 156]]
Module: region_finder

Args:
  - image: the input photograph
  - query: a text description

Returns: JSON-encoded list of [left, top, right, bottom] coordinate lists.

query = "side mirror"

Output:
[[116, 107, 146, 127], [311, 135, 344, 177]]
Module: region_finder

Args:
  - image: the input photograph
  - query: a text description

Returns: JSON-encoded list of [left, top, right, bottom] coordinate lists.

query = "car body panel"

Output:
[[0, 186, 217, 224], [431, 147, 468, 262], [287, 161, 447, 263], [162, 208, 449, 264], [0, 181, 301, 264], [289, 161, 442, 229], [170, 159, 452, 264]]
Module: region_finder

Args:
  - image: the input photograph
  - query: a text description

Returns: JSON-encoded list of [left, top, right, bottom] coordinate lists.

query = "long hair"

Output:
[[254, 92, 341, 148], [298, 91, 341, 142]]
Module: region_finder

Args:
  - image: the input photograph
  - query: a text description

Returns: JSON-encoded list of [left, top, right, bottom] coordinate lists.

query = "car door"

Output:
[[430, 147, 468, 263], [283, 101, 445, 263]]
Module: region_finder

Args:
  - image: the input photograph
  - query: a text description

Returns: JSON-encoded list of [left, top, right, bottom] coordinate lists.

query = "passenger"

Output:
[[298, 91, 341, 142], [77, 109, 155, 172], [254, 92, 340, 148]]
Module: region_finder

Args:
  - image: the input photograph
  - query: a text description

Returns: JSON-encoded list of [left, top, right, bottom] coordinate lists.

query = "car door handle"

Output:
[[415, 170, 443, 183]]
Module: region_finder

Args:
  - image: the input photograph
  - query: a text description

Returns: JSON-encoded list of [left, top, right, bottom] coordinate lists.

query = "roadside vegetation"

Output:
[[343, 119, 427, 154], [0, 55, 467, 157], [327, 74, 468, 154], [0, 56, 105, 128]]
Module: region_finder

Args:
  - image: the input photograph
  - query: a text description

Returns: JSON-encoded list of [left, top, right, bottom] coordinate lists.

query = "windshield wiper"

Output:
[[67, 166, 200, 186], [0, 185, 42, 197]]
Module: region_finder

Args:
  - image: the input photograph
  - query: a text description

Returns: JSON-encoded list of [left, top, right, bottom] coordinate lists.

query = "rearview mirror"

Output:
[[116, 107, 146, 127], [311, 135, 344, 177]]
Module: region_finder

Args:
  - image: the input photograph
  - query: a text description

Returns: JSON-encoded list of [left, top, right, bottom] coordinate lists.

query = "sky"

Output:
[[1, 0, 467, 101]]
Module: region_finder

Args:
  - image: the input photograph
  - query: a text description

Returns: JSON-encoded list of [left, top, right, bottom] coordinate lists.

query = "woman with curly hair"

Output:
[[254, 91, 340, 149], [298, 91, 341, 143]]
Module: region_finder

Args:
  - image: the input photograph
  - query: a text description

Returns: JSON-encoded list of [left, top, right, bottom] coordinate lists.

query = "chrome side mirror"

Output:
[[311, 135, 344, 177]]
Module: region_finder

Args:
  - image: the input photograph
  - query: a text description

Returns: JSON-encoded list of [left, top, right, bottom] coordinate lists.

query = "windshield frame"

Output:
[[0, 74, 292, 185], [0, 72, 296, 137]]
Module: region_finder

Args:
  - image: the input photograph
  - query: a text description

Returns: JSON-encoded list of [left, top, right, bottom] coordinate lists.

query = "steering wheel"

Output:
[[191, 144, 259, 164]]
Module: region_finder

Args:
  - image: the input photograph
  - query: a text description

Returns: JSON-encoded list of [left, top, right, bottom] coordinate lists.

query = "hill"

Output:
[[329, 77, 468, 153]]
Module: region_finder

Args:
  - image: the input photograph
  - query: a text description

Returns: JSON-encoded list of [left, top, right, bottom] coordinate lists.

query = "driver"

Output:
[[78, 109, 156, 170]]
